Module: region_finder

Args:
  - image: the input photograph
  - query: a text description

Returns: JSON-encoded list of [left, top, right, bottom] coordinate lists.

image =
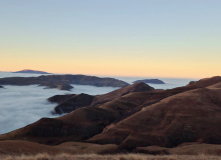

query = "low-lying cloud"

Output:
[[0, 84, 119, 135], [0, 72, 196, 135]]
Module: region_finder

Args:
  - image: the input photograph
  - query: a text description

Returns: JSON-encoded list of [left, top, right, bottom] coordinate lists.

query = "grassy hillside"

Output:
[[1, 153, 221, 160]]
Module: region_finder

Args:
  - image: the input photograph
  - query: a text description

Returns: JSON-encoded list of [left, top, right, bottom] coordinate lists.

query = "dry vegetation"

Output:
[[1, 154, 221, 160]]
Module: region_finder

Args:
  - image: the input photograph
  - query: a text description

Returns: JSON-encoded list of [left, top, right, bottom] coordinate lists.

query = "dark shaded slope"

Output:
[[48, 94, 75, 103], [54, 94, 95, 114], [0, 107, 117, 145]]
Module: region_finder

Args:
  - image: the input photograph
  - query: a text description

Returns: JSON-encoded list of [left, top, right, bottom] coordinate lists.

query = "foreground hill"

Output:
[[0, 74, 129, 91], [2, 154, 221, 160], [13, 69, 50, 74], [1, 76, 221, 154], [0, 140, 117, 155], [1, 140, 221, 157], [88, 82, 221, 149]]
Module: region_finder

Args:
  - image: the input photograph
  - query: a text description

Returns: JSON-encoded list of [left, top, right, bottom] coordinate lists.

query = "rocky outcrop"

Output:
[[133, 79, 165, 84], [0, 85, 3, 88], [13, 69, 50, 74], [48, 82, 154, 114], [0, 74, 129, 91], [1, 76, 221, 152]]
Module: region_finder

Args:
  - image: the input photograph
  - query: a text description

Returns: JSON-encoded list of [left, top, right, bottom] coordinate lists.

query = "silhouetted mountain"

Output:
[[13, 69, 50, 74], [133, 79, 165, 84], [0, 74, 129, 91]]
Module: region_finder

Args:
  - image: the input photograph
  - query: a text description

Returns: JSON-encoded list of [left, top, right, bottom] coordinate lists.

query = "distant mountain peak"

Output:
[[21, 69, 37, 71], [13, 69, 50, 74], [133, 79, 165, 84]]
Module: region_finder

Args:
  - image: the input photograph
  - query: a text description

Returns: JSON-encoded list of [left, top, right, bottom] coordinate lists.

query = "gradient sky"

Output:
[[0, 0, 220, 78]]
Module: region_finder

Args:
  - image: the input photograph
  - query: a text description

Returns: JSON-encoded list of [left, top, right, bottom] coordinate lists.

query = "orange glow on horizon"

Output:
[[1, 50, 220, 79]]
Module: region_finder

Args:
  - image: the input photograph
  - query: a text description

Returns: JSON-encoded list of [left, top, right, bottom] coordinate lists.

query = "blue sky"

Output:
[[0, 0, 220, 78]]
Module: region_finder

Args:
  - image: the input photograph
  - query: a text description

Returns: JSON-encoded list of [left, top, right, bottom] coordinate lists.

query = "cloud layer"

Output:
[[0, 83, 119, 135], [0, 72, 195, 135]]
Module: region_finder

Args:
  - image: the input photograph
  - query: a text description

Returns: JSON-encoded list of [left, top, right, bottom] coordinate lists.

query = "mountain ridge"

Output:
[[49, 82, 154, 114], [0, 74, 129, 91], [0, 76, 221, 154]]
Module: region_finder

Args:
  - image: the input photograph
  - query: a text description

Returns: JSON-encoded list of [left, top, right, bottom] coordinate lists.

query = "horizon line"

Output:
[[0, 70, 209, 79]]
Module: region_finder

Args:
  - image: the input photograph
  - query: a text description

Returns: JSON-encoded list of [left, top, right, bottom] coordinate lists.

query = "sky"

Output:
[[0, 0, 220, 78]]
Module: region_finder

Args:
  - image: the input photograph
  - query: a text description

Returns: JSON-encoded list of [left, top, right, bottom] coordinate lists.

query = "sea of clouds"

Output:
[[0, 72, 196, 135]]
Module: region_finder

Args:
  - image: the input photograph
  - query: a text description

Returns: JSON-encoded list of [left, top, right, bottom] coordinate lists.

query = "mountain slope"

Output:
[[1, 76, 221, 151], [0, 83, 155, 144], [88, 82, 221, 149]]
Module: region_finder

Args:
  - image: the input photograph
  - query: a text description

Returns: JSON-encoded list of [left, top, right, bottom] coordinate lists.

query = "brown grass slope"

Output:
[[136, 143, 221, 155], [88, 81, 221, 149], [0, 107, 116, 145], [49, 76, 221, 114], [2, 140, 221, 156], [0, 76, 221, 149], [90, 82, 154, 107], [3, 152, 221, 160], [0, 140, 118, 156], [0, 140, 65, 155]]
